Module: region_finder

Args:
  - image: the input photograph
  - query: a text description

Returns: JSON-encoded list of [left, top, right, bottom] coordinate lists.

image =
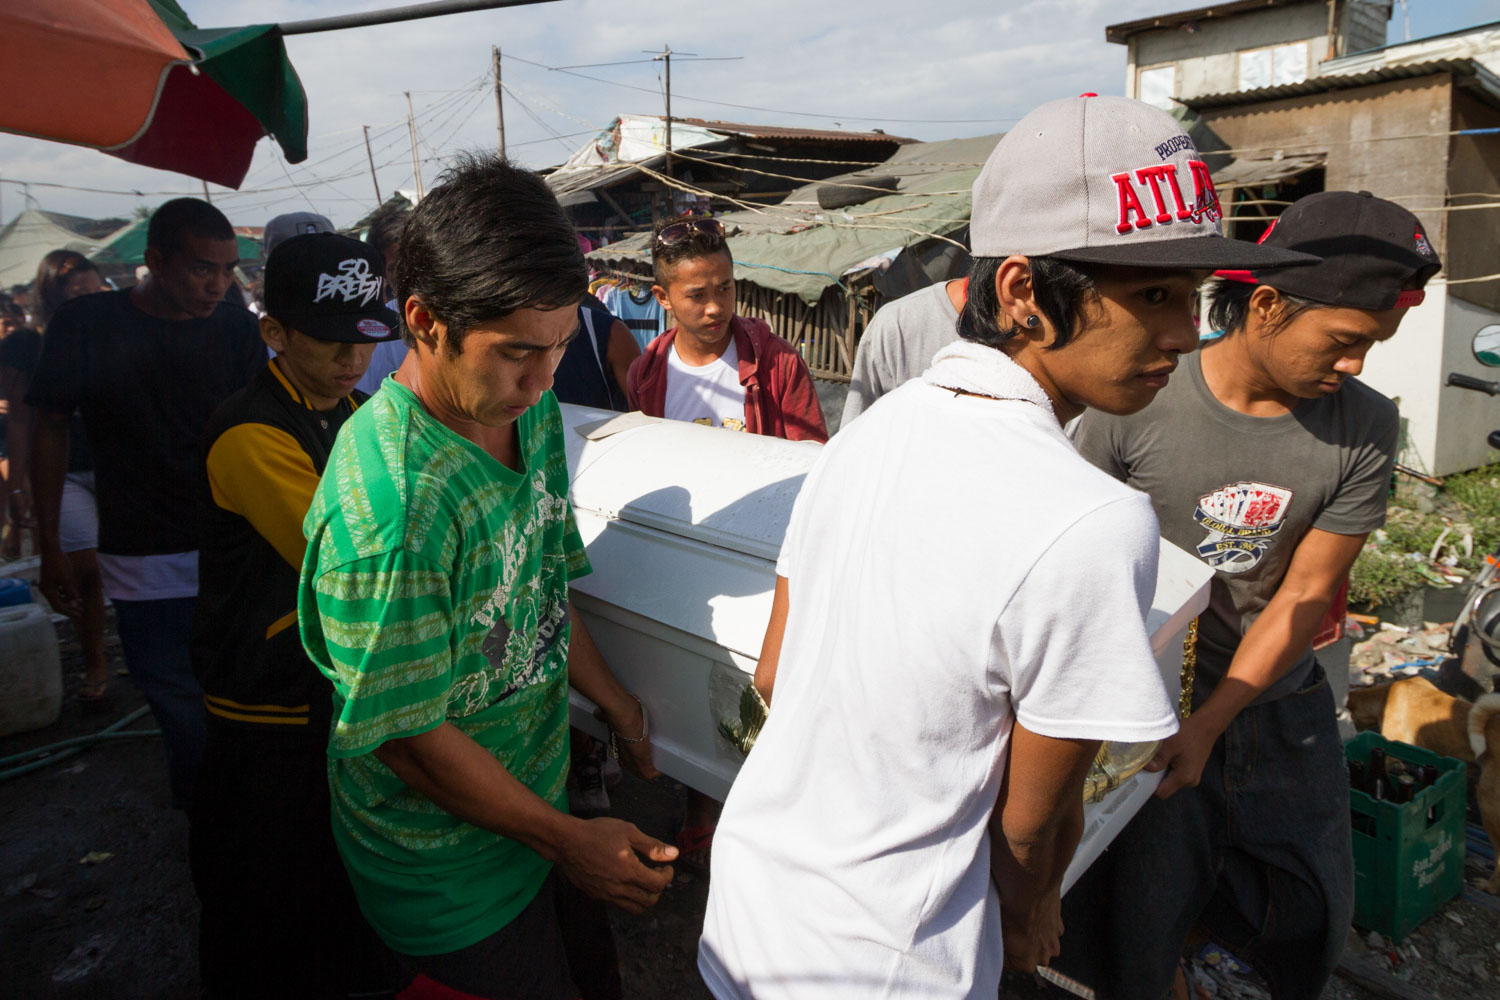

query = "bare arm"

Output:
[[30, 408, 80, 616], [605, 321, 641, 400], [753, 575, 790, 703], [989, 723, 1100, 972], [565, 599, 660, 779], [1, 367, 31, 524], [1149, 527, 1367, 798], [375, 721, 675, 912]]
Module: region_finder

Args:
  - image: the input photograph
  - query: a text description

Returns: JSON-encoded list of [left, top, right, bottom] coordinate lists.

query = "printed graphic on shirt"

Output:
[[453, 469, 574, 715], [1193, 481, 1294, 574], [690, 416, 747, 432]]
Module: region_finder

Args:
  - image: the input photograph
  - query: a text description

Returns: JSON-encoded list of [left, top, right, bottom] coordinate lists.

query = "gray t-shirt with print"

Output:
[[1074, 349, 1397, 704], [841, 281, 961, 426]]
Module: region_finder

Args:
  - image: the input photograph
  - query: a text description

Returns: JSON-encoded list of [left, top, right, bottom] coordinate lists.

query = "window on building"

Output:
[[1224, 166, 1326, 244], [1138, 64, 1177, 109], [1238, 41, 1308, 90]]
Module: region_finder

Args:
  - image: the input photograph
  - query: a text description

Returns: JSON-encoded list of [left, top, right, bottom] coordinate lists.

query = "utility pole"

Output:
[[362, 125, 383, 205], [652, 44, 674, 181], [493, 46, 507, 158], [201, 180, 211, 203], [405, 91, 425, 198]]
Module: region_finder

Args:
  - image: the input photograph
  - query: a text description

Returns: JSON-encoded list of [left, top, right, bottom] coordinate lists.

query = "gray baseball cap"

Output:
[[971, 95, 1317, 270], [263, 211, 335, 259]]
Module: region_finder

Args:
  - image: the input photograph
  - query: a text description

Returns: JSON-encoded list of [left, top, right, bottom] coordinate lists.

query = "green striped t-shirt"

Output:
[[299, 377, 589, 955]]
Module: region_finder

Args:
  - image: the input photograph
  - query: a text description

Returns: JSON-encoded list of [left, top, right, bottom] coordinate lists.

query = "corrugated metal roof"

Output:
[[669, 117, 916, 144], [1105, 0, 1315, 44], [586, 132, 1002, 304], [1182, 57, 1491, 109], [545, 117, 913, 201], [1213, 152, 1325, 187]]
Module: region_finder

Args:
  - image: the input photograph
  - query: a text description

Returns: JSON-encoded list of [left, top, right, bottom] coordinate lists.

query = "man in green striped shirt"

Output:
[[300, 155, 675, 1000]]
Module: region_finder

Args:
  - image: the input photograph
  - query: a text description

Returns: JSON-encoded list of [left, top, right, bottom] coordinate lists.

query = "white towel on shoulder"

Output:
[[920, 340, 1055, 419]]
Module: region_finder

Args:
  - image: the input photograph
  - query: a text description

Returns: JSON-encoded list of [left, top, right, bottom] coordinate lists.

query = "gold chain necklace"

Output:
[[1083, 615, 1200, 803], [1180, 616, 1198, 719]]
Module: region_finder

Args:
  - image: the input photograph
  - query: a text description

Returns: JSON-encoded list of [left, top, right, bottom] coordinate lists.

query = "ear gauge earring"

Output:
[[1025, 315, 1041, 329]]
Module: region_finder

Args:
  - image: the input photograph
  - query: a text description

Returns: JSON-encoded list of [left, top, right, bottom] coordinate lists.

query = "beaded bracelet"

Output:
[[607, 693, 649, 760]]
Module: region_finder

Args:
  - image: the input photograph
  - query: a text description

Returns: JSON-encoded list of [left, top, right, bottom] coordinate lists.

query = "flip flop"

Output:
[[674, 823, 715, 869], [75, 679, 110, 704]]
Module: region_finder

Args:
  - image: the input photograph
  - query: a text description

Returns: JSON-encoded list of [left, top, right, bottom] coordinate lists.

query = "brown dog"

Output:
[[1346, 676, 1500, 894]]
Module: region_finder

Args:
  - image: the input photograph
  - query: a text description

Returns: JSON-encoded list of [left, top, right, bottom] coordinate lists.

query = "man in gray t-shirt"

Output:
[[1056, 191, 1442, 1000], [840, 279, 963, 426], [1075, 349, 1395, 703]]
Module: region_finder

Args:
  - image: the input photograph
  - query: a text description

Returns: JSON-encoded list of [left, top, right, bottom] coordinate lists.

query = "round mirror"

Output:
[[1472, 584, 1500, 650], [1473, 325, 1500, 367]]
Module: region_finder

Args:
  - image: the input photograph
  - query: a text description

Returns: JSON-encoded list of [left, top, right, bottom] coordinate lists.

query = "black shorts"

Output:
[[397, 870, 620, 1000], [189, 721, 395, 999]]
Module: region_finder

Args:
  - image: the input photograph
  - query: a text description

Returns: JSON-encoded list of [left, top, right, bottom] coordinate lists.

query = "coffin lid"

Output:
[[561, 405, 819, 561]]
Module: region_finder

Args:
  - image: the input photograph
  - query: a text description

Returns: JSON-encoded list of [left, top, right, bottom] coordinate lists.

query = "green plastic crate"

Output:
[[1346, 731, 1467, 941]]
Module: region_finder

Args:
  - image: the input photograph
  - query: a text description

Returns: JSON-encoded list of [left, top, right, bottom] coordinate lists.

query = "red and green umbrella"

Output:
[[1, 0, 308, 189]]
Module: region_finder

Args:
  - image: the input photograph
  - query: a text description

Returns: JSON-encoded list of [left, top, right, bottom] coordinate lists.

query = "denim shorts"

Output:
[[1053, 664, 1353, 1000]]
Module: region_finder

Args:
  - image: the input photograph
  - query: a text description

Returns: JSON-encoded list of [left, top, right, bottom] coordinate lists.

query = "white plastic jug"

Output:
[[0, 602, 62, 736]]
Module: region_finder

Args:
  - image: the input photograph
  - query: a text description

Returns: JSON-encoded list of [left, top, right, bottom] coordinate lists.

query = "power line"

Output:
[[236, 77, 488, 189], [504, 53, 1021, 124], [501, 85, 578, 154]]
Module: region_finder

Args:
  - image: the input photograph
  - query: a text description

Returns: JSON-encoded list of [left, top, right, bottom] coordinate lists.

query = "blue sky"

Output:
[[1, 0, 1493, 228]]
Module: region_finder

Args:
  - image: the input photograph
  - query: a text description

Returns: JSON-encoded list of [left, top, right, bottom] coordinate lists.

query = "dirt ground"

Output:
[[4, 609, 1499, 1000]]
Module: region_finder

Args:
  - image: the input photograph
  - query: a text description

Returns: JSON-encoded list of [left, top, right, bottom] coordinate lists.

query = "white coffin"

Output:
[[559, 403, 1212, 878]]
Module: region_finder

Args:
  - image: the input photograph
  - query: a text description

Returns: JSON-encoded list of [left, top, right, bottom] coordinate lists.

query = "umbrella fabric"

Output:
[[0, 0, 309, 188], [1, 0, 191, 149], [150, 1, 309, 168]]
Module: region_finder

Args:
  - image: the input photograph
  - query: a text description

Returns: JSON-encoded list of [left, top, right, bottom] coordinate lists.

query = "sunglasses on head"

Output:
[[654, 218, 725, 250]]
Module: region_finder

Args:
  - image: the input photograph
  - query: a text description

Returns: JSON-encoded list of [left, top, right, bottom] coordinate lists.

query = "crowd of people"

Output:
[[0, 91, 1443, 1000]]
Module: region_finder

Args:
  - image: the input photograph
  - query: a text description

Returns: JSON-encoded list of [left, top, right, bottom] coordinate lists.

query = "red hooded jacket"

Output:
[[625, 316, 829, 443]]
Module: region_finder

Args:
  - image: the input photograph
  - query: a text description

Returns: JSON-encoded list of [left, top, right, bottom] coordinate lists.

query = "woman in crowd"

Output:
[[0, 292, 26, 558], [0, 250, 110, 701]]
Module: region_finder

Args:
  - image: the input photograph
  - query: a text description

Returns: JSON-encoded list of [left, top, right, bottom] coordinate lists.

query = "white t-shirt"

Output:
[[97, 551, 198, 601], [663, 339, 748, 432], [698, 346, 1178, 1000]]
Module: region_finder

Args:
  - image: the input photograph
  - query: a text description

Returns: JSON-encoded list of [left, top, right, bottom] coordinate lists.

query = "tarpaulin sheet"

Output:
[[587, 133, 1002, 304]]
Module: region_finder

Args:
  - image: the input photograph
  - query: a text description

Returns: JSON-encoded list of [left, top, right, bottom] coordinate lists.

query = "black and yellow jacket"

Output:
[[192, 361, 363, 737]]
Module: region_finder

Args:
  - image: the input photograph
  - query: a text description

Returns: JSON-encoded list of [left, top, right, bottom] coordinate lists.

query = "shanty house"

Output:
[[1108, 1, 1500, 475], [583, 132, 999, 383], [545, 115, 914, 239]]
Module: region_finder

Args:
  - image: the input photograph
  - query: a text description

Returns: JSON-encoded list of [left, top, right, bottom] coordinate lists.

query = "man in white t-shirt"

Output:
[[696, 95, 1317, 999]]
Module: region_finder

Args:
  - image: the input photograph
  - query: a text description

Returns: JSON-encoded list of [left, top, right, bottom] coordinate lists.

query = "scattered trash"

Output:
[[1445, 911, 1465, 927], [1183, 943, 1270, 1000], [28, 886, 60, 900], [77, 851, 114, 866], [1380, 622, 1411, 633], [50, 934, 115, 984], [1198, 944, 1253, 974]]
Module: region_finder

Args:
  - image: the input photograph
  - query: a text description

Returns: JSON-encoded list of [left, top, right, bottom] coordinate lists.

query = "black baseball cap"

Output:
[[263, 233, 400, 343], [1216, 191, 1442, 310]]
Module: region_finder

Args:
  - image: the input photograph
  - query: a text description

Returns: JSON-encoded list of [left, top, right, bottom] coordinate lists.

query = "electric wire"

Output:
[[503, 53, 1021, 124]]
